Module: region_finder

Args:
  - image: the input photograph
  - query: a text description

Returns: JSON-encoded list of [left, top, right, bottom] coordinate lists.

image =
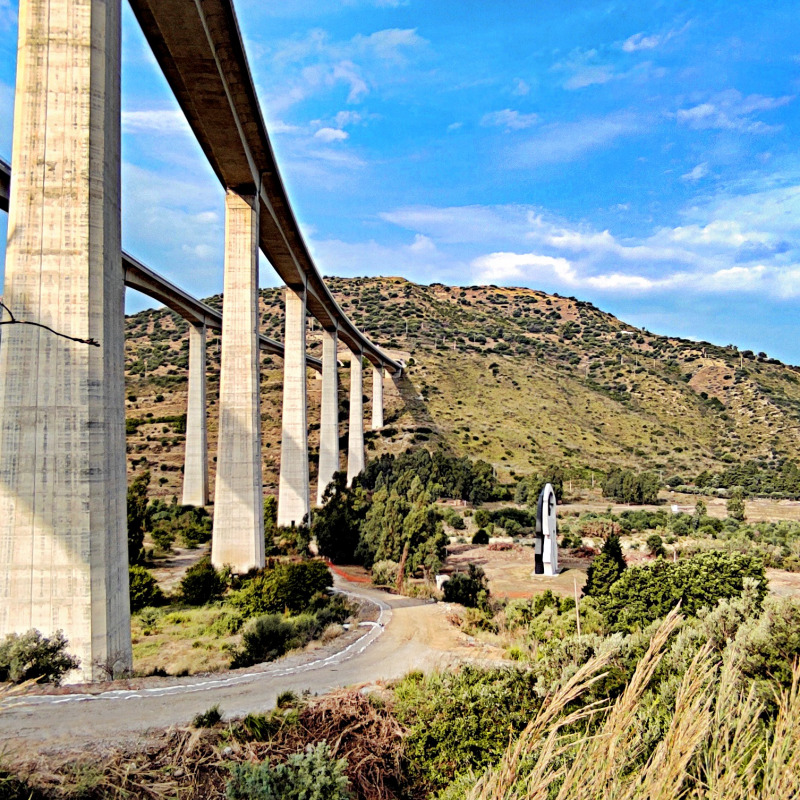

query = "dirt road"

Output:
[[0, 581, 500, 756]]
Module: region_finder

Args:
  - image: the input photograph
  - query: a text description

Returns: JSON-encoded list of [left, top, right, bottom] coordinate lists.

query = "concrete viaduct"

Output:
[[0, 0, 401, 681]]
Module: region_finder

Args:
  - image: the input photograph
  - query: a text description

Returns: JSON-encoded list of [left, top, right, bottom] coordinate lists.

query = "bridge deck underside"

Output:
[[127, 0, 400, 373]]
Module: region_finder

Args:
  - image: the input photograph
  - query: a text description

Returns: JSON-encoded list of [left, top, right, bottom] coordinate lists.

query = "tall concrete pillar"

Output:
[[0, 0, 130, 682], [347, 349, 365, 485], [212, 191, 264, 573], [182, 323, 208, 507], [371, 363, 384, 430], [317, 328, 340, 505], [277, 288, 310, 527]]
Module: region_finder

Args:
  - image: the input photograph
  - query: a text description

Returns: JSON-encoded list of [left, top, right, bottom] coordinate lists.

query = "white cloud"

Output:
[[512, 78, 530, 96], [122, 109, 189, 136], [481, 108, 540, 131], [622, 32, 662, 52], [447, 122, 463, 132], [682, 162, 709, 182], [375, 173, 800, 300], [676, 90, 794, 134], [409, 234, 436, 253], [314, 126, 349, 142], [564, 64, 618, 90], [513, 112, 645, 166], [263, 27, 428, 112]]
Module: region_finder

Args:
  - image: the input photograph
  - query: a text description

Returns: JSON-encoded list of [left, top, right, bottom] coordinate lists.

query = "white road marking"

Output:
[[6, 588, 391, 708]]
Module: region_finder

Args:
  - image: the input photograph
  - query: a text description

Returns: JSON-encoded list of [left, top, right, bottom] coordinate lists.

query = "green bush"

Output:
[[192, 704, 222, 728], [602, 468, 660, 504], [232, 614, 296, 667], [583, 533, 626, 598], [443, 564, 489, 608], [180, 557, 225, 606], [129, 565, 164, 612], [371, 559, 400, 587], [226, 742, 351, 800], [646, 533, 665, 557], [600, 551, 767, 632], [472, 529, 490, 545], [230, 560, 333, 618], [0, 629, 80, 684], [393, 665, 541, 794]]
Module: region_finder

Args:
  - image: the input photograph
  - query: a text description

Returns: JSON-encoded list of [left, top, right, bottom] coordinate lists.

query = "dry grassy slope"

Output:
[[124, 277, 800, 499]]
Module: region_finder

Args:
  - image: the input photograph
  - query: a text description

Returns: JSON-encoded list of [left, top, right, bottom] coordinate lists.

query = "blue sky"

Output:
[[1, 1, 800, 361]]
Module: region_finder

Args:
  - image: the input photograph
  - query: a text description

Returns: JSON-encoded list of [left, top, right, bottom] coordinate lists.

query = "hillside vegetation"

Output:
[[123, 277, 800, 499]]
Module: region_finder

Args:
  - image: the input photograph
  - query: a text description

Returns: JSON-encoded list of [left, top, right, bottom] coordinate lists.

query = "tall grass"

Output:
[[467, 608, 800, 800]]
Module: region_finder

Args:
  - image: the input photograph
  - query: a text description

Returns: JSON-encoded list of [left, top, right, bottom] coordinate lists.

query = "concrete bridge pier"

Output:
[[347, 348, 366, 486], [277, 288, 310, 527], [0, 0, 131, 681], [182, 323, 209, 506], [371, 363, 384, 430], [211, 190, 264, 572], [317, 328, 340, 505]]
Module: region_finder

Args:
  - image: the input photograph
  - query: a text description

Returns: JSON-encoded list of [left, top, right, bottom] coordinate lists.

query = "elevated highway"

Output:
[[128, 0, 402, 374], [0, 158, 321, 371]]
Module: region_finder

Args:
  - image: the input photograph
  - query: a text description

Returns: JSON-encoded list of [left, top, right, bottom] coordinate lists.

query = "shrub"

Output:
[[601, 551, 767, 632], [180, 557, 225, 606], [232, 614, 297, 667], [583, 534, 626, 599], [230, 560, 333, 618], [371, 560, 400, 587], [394, 665, 541, 794], [646, 533, 666, 558], [129, 565, 164, 612], [192, 704, 222, 728], [0, 629, 80, 684], [443, 564, 489, 608], [727, 488, 747, 521], [472, 529, 490, 545], [473, 508, 490, 528], [226, 742, 351, 800]]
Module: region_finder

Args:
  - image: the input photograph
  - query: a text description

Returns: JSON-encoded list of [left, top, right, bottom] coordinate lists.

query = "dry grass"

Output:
[[466, 608, 800, 800]]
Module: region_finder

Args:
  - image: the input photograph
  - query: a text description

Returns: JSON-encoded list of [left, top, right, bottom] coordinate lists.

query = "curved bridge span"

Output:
[[0, 0, 404, 681], [129, 0, 401, 375]]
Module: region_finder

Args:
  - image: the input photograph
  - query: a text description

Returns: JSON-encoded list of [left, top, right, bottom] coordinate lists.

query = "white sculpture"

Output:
[[535, 483, 559, 576]]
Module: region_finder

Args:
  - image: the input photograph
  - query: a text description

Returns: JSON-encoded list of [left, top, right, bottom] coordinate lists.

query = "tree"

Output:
[[313, 472, 363, 564], [646, 533, 666, 558], [600, 551, 767, 632], [126, 471, 150, 564], [179, 557, 225, 606], [129, 565, 164, 611], [727, 488, 747, 522], [443, 564, 489, 608], [0, 629, 80, 684], [583, 533, 627, 599]]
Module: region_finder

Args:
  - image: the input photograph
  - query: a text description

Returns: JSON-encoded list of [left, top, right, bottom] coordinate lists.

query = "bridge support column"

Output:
[[347, 349, 365, 486], [0, 0, 130, 681], [212, 191, 264, 572], [371, 364, 384, 430], [182, 323, 208, 506], [277, 288, 310, 527], [317, 328, 340, 505]]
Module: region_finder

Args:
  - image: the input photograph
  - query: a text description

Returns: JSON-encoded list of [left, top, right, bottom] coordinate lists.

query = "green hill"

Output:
[[123, 276, 800, 499]]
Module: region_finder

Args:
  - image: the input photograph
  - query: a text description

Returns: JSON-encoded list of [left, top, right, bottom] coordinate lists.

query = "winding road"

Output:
[[0, 581, 490, 756]]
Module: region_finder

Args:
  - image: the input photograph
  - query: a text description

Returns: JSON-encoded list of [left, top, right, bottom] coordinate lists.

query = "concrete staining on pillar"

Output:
[[371, 364, 384, 430], [0, 0, 131, 681], [317, 328, 340, 505], [212, 191, 264, 573], [182, 323, 209, 506], [347, 350, 366, 486], [277, 289, 310, 527]]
